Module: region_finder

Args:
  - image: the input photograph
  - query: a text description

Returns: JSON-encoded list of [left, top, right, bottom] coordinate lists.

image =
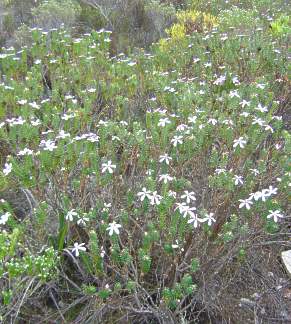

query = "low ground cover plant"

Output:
[[0, 0, 290, 322]]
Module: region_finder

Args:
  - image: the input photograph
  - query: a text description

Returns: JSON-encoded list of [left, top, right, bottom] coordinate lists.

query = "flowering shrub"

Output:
[[0, 0, 290, 322]]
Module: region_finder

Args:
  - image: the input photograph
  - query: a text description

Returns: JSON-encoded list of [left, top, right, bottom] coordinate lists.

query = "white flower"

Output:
[[201, 212, 216, 226], [104, 202, 112, 208], [30, 118, 41, 126], [150, 191, 162, 206], [155, 107, 167, 114], [240, 111, 250, 118], [17, 99, 27, 105], [18, 148, 34, 156], [260, 189, 270, 202], [158, 117, 171, 127], [87, 134, 99, 142], [187, 213, 202, 228], [42, 130, 53, 135], [233, 137, 247, 149], [164, 86, 175, 93], [249, 191, 263, 201], [29, 102, 40, 110], [240, 100, 250, 108], [265, 185, 278, 197], [267, 210, 284, 223], [57, 130, 71, 139], [181, 191, 196, 204], [65, 209, 78, 222], [188, 116, 197, 124], [146, 169, 153, 176], [252, 117, 265, 126], [239, 199, 253, 210], [7, 116, 25, 126], [171, 135, 183, 147], [102, 202, 112, 212], [159, 174, 174, 184], [256, 83, 266, 89], [61, 113, 76, 121], [171, 243, 179, 249], [250, 168, 259, 176], [233, 175, 243, 186], [100, 246, 105, 258], [77, 215, 89, 226], [180, 205, 196, 218], [137, 188, 152, 201], [176, 124, 188, 132], [71, 242, 86, 257], [112, 135, 120, 141], [255, 103, 268, 113], [168, 190, 177, 198], [175, 202, 187, 213], [213, 75, 226, 85], [101, 160, 116, 174], [40, 139, 57, 151], [229, 90, 240, 98], [159, 154, 172, 165], [3, 163, 12, 176], [98, 120, 109, 127], [0, 212, 10, 225], [208, 118, 217, 125], [215, 168, 226, 175], [106, 221, 122, 236], [232, 76, 240, 85], [264, 125, 274, 133], [222, 119, 234, 127]]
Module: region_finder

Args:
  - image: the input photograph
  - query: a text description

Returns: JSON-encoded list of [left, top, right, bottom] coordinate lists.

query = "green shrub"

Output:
[[31, 0, 81, 30], [12, 24, 33, 48], [218, 6, 259, 31]]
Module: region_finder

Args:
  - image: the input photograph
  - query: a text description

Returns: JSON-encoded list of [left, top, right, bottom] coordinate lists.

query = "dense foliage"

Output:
[[0, 0, 290, 323]]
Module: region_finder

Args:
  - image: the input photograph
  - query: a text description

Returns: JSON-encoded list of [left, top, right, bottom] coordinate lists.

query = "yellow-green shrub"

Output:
[[270, 15, 290, 36], [159, 9, 217, 52], [166, 22, 186, 39]]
